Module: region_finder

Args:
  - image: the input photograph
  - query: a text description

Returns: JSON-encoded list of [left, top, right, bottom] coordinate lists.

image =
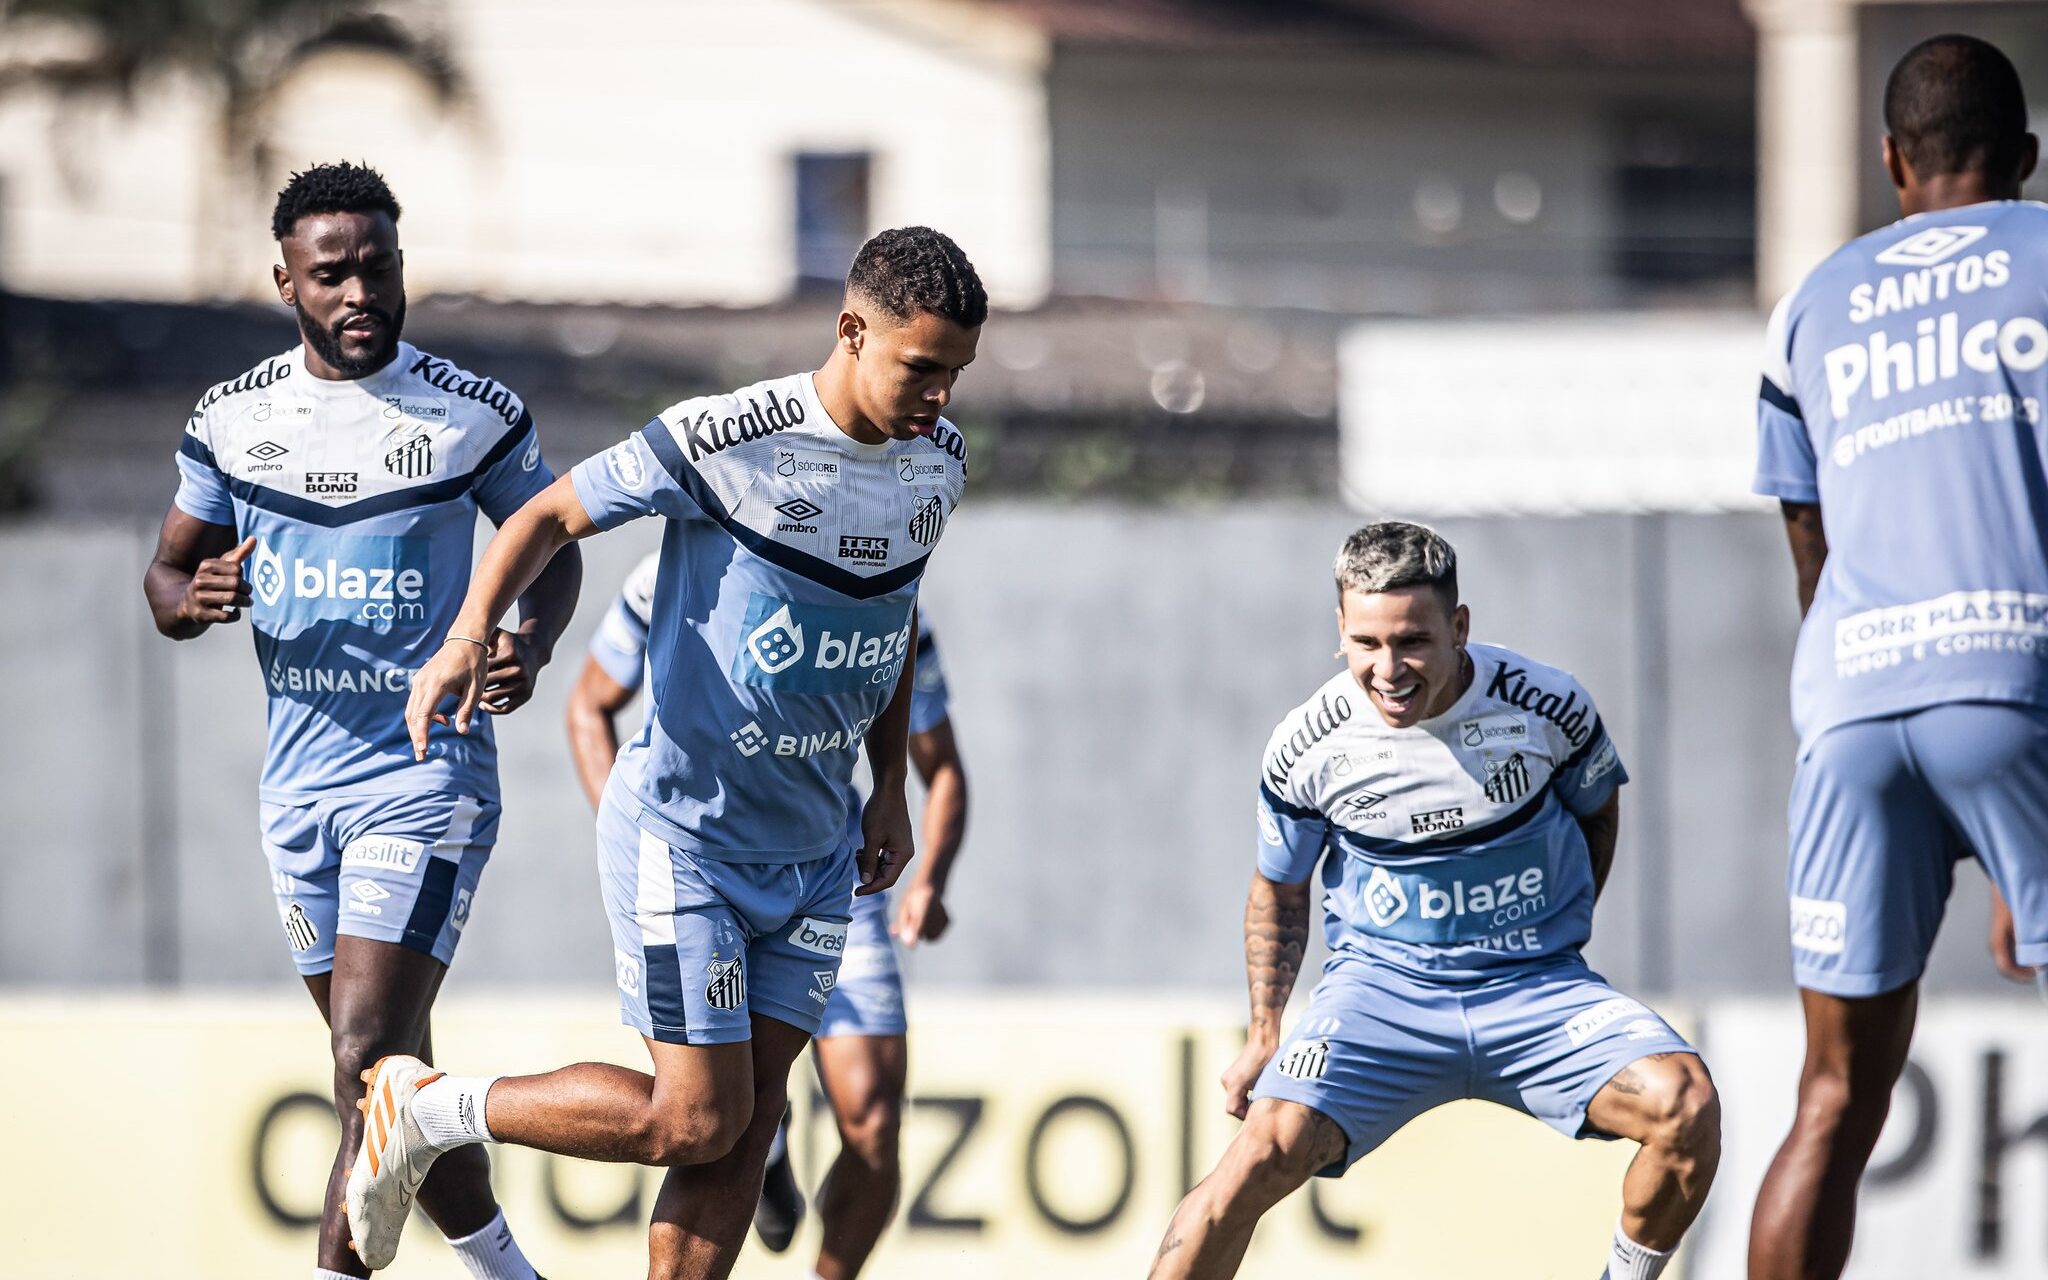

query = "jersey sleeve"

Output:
[[471, 409, 555, 525], [569, 416, 708, 531], [908, 622, 952, 734], [1753, 289, 1821, 503], [1550, 699, 1628, 817], [172, 401, 235, 526], [1256, 782, 1328, 884], [587, 554, 659, 690]]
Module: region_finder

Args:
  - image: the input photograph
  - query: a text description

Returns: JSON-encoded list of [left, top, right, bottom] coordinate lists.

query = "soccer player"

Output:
[[1747, 35, 2048, 1280], [566, 552, 970, 1277], [1149, 523, 1720, 1280], [351, 227, 984, 1280], [141, 161, 580, 1280]]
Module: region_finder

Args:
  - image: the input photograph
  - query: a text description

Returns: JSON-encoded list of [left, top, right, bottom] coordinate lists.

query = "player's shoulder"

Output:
[[620, 551, 661, 622], [1261, 670, 1361, 796], [189, 347, 299, 437], [1468, 642, 1601, 749], [389, 344, 530, 437], [652, 372, 812, 473]]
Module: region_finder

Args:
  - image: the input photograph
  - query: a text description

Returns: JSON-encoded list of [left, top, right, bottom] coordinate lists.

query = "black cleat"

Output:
[[753, 1107, 805, 1253]]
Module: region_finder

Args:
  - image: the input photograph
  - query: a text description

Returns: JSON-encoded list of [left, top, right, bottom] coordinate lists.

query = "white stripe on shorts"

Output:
[[432, 795, 484, 861], [636, 830, 678, 946]]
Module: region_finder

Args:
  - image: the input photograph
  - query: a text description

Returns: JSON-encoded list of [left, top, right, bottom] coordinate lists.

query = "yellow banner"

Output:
[[0, 995, 1670, 1279]]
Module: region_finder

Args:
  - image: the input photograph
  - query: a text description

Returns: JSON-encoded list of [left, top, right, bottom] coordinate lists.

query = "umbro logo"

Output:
[[248, 440, 289, 461], [1873, 225, 1988, 267], [775, 498, 823, 522]]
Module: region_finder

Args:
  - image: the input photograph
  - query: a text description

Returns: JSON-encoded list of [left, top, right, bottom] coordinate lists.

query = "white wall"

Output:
[[0, 0, 1052, 307]]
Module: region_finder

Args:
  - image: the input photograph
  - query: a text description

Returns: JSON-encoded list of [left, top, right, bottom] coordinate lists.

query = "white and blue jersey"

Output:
[[590, 551, 952, 1038], [1756, 201, 2048, 746], [1248, 647, 1694, 1174], [1256, 645, 1625, 982], [570, 372, 965, 863], [172, 342, 553, 803]]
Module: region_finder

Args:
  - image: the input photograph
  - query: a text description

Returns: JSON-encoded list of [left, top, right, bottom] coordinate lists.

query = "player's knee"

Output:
[[836, 1092, 903, 1170], [329, 1027, 409, 1099], [641, 1092, 752, 1166], [1202, 1115, 1323, 1217], [1637, 1058, 1721, 1162]]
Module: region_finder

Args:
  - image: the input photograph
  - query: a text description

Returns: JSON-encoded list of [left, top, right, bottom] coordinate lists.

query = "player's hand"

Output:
[[480, 627, 545, 715], [405, 636, 490, 759], [856, 789, 916, 897], [891, 878, 950, 947], [1220, 1036, 1278, 1121], [1990, 886, 2034, 983], [178, 535, 256, 626]]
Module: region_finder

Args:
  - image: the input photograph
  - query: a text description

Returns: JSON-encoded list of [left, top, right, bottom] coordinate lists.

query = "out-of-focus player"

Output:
[[567, 553, 970, 1278], [351, 228, 984, 1280], [1149, 523, 1719, 1280], [1747, 35, 2048, 1280], [141, 162, 580, 1280]]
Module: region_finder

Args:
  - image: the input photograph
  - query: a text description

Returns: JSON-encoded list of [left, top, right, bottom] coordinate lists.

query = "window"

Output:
[[794, 152, 871, 291]]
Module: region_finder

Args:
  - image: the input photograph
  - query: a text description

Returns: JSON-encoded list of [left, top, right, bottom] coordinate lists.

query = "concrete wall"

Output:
[[0, 504, 2015, 996]]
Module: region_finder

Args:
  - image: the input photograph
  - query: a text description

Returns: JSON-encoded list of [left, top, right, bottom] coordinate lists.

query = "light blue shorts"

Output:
[[261, 791, 497, 976], [598, 786, 856, 1045], [1788, 702, 2048, 996], [817, 891, 907, 1039], [1250, 953, 1695, 1175]]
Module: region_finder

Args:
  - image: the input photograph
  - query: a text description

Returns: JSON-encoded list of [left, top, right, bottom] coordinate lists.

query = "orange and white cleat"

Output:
[[345, 1054, 446, 1269]]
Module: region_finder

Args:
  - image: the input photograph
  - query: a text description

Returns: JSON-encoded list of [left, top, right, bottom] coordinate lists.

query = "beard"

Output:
[[296, 295, 406, 377]]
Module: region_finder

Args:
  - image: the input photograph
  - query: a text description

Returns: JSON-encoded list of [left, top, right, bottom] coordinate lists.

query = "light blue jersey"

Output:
[[1256, 645, 1625, 983], [588, 551, 954, 830], [1756, 201, 2048, 745], [570, 371, 966, 864], [173, 342, 553, 802]]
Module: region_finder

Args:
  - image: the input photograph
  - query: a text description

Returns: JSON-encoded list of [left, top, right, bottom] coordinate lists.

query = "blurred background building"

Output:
[[4, 2, 2048, 1277]]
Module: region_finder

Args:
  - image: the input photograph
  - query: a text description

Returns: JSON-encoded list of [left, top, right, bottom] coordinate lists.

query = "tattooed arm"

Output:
[[1220, 871, 1313, 1118]]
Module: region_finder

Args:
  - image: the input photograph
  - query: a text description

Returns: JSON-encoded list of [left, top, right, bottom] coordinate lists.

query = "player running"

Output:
[[567, 552, 970, 1277], [353, 227, 984, 1280], [141, 162, 579, 1280], [1149, 523, 1719, 1280], [1747, 35, 2048, 1280]]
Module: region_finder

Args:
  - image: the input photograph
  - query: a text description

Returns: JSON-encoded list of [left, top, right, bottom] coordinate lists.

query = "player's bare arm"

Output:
[[408, 474, 596, 754], [1578, 790, 1621, 901], [143, 510, 252, 638], [893, 717, 969, 945], [565, 656, 637, 810], [478, 535, 583, 717], [856, 624, 918, 896], [1778, 500, 1826, 618], [1223, 871, 1312, 1118]]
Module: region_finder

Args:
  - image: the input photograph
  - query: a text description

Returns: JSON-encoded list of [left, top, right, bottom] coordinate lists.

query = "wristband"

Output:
[[446, 633, 490, 653]]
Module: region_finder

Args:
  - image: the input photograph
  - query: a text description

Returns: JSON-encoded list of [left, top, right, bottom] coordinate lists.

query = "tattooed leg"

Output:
[[1586, 1053, 1722, 1251], [1148, 1100, 1347, 1280]]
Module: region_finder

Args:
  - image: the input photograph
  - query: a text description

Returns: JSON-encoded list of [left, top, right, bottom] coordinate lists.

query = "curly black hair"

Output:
[[1884, 35, 2030, 179], [271, 161, 403, 241], [846, 226, 988, 329]]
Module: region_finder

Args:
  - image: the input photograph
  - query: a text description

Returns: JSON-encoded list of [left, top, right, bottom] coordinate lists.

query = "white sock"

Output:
[[410, 1074, 500, 1149], [1602, 1221, 1675, 1280], [445, 1209, 539, 1280], [315, 1269, 358, 1280]]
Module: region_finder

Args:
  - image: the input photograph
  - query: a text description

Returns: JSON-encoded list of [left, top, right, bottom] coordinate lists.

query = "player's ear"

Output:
[[273, 263, 293, 307], [838, 309, 865, 357], [1881, 135, 1910, 192], [1452, 603, 1470, 647], [2020, 133, 2040, 184]]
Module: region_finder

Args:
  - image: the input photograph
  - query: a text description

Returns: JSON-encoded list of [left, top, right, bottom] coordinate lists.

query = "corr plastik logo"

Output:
[[1791, 896, 1848, 955]]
